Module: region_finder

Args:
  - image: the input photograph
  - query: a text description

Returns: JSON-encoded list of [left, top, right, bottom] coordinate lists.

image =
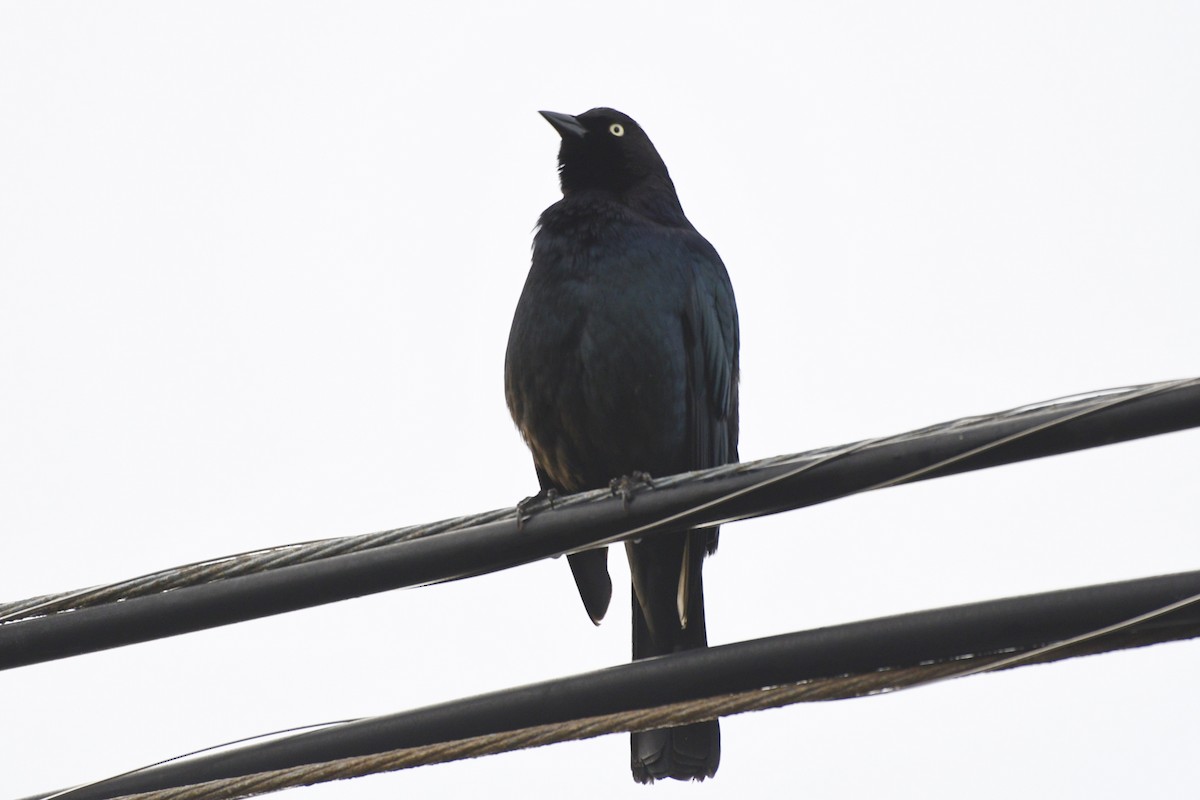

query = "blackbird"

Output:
[[504, 108, 739, 782]]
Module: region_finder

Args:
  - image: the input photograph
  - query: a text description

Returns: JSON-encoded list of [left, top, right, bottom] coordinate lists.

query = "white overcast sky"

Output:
[[2, 2, 1198, 798]]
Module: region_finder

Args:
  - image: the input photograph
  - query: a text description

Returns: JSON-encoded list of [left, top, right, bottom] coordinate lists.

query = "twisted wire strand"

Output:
[[0, 508, 516, 622], [4, 377, 1196, 625], [68, 661, 1010, 800]]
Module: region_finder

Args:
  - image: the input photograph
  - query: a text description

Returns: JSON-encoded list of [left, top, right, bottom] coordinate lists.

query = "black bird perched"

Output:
[[504, 108, 739, 783]]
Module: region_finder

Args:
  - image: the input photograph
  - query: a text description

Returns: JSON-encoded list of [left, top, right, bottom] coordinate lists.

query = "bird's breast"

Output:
[[506, 226, 692, 491]]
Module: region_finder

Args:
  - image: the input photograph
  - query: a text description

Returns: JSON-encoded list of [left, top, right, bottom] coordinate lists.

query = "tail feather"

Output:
[[627, 527, 720, 783], [567, 548, 612, 624], [631, 722, 720, 783]]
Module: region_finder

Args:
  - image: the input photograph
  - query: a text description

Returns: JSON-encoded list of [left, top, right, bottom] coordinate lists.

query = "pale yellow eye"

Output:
[[609, 123, 625, 137]]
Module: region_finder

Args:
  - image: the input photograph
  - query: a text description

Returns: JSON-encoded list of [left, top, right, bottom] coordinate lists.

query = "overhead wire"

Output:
[[29, 569, 1200, 800], [2, 376, 1197, 673], [4, 377, 1196, 626]]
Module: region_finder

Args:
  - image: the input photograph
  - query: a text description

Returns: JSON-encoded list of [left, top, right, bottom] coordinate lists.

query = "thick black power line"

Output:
[[1, 378, 1198, 671], [26, 569, 1200, 800]]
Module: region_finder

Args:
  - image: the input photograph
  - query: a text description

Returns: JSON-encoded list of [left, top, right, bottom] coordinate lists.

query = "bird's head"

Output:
[[539, 108, 673, 197]]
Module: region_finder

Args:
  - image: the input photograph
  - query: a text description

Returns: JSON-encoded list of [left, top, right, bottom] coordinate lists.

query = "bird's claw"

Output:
[[516, 488, 558, 530], [609, 472, 654, 509]]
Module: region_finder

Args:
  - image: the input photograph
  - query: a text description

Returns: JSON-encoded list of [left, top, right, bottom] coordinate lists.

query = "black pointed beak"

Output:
[[539, 110, 588, 139]]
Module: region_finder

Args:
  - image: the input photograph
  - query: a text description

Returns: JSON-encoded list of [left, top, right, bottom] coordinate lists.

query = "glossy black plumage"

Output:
[[505, 108, 739, 783]]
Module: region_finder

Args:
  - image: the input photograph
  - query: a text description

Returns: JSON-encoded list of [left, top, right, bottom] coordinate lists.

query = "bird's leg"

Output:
[[609, 471, 655, 509], [516, 487, 559, 530]]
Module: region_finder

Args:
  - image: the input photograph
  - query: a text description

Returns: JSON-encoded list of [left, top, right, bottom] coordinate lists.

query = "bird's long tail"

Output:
[[628, 528, 720, 783]]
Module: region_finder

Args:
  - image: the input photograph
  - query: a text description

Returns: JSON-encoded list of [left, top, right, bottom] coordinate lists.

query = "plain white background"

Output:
[[2, 2, 1198, 797]]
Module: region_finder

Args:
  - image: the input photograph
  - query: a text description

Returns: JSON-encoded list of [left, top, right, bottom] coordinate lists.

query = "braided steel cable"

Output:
[[26, 569, 1200, 800]]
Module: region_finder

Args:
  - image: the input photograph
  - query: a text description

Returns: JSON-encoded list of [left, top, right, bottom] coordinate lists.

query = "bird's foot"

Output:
[[609, 471, 654, 509], [516, 487, 559, 530]]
